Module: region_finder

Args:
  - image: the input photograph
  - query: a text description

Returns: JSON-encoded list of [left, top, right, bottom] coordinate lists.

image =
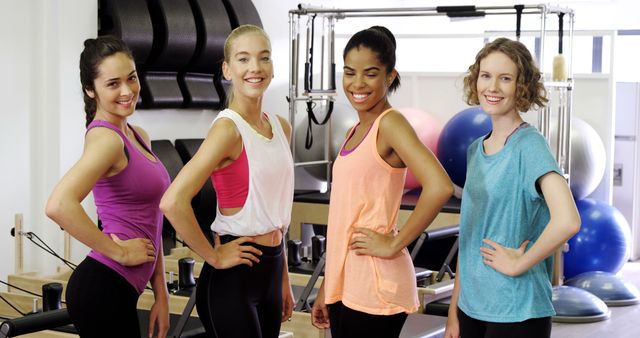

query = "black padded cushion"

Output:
[[141, 0, 198, 108], [179, 0, 233, 108], [146, 0, 198, 70], [150, 140, 184, 251], [151, 139, 183, 182], [98, 0, 154, 65], [174, 139, 216, 242], [186, 0, 230, 72], [424, 297, 451, 317], [409, 236, 458, 271], [221, 0, 263, 28], [173, 138, 204, 165]]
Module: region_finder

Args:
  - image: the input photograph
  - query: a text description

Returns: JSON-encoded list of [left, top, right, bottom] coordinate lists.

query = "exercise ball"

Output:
[[294, 102, 358, 180], [565, 271, 640, 306], [552, 285, 610, 323], [397, 107, 443, 190], [437, 106, 492, 187], [563, 198, 631, 279], [549, 117, 606, 199]]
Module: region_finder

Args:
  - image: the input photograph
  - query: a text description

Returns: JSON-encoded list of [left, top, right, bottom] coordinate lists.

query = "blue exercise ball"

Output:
[[437, 106, 492, 187], [563, 199, 631, 279]]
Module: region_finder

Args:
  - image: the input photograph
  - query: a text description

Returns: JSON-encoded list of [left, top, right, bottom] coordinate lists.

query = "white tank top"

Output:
[[210, 109, 294, 236]]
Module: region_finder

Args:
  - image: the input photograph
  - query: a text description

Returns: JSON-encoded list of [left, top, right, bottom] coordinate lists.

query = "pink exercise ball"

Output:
[[397, 107, 443, 190]]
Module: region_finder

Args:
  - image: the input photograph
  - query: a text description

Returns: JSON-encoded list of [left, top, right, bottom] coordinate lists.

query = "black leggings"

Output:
[[327, 301, 408, 338], [196, 237, 284, 338], [65, 256, 141, 337], [457, 307, 551, 338]]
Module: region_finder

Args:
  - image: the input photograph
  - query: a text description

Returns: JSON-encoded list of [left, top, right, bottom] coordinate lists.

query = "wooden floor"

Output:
[[551, 261, 640, 337]]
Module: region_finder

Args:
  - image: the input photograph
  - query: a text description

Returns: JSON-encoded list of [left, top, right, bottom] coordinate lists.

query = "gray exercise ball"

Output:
[[294, 102, 357, 181]]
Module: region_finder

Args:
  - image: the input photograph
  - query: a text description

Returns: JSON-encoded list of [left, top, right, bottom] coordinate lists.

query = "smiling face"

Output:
[[476, 51, 519, 117], [343, 46, 396, 114], [222, 32, 273, 102], [85, 52, 139, 122]]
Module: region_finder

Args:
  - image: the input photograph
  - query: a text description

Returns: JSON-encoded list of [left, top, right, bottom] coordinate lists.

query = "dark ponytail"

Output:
[[79, 36, 133, 127], [343, 25, 401, 92]]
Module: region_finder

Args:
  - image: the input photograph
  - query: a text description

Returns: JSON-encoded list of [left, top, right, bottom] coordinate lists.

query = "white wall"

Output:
[[0, 0, 36, 285], [0, 0, 90, 279], [1, 0, 637, 279], [0, 0, 97, 283], [614, 82, 640, 259]]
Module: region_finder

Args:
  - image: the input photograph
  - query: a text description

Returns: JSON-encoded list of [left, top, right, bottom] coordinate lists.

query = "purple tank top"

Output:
[[86, 120, 170, 294]]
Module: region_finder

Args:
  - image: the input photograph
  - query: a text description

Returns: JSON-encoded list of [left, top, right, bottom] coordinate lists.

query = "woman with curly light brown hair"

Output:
[[445, 37, 580, 338]]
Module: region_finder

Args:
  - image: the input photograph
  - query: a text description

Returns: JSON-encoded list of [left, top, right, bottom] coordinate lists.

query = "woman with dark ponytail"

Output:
[[310, 26, 453, 337], [46, 36, 170, 338]]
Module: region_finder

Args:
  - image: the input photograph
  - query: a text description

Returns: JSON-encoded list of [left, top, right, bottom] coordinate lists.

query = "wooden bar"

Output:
[[14, 214, 23, 274]]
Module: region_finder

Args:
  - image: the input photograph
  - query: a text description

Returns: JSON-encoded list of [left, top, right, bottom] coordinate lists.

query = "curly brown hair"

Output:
[[463, 37, 547, 112]]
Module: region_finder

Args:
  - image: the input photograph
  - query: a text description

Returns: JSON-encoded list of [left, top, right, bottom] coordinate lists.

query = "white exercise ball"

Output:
[[550, 117, 606, 199]]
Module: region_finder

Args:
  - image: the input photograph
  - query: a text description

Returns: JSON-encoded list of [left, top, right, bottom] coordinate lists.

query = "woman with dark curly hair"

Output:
[[445, 37, 581, 338]]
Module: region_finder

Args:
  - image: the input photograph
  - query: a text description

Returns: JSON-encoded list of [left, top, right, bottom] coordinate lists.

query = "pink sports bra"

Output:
[[211, 147, 249, 209]]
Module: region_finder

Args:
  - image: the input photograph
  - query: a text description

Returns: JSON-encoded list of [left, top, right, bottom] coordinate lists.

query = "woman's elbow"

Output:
[[45, 197, 63, 222], [159, 191, 184, 220], [442, 180, 454, 199], [159, 194, 175, 217], [568, 215, 581, 237], [432, 177, 454, 201], [557, 213, 581, 239]]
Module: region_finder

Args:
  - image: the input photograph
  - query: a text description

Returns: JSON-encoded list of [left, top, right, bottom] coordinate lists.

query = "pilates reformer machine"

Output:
[[288, 3, 575, 188], [3, 213, 297, 338]]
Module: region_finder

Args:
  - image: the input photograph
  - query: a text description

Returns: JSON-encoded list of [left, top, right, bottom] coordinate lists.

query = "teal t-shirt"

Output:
[[458, 126, 561, 323]]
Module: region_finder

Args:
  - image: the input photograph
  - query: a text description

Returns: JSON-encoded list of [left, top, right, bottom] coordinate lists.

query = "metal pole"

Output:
[[291, 4, 553, 16], [320, 16, 325, 91], [556, 89, 568, 172], [294, 14, 300, 99], [538, 5, 547, 74], [537, 5, 548, 136], [568, 12, 575, 77], [539, 106, 550, 140], [289, 12, 298, 156], [326, 16, 337, 184], [565, 82, 574, 185], [329, 16, 336, 91]]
